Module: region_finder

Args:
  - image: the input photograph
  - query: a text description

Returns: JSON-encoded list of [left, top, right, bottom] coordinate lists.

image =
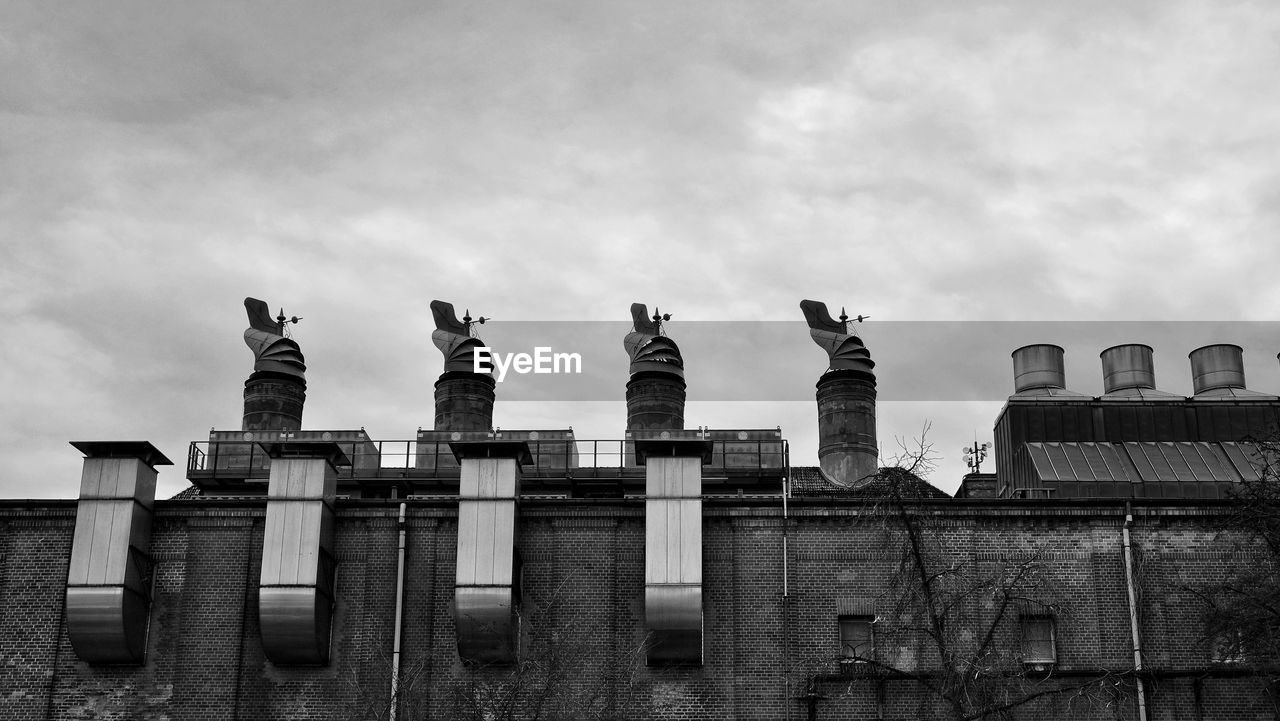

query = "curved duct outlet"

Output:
[[65, 442, 168, 665], [259, 442, 346, 665], [259, 587, 335, 665], [1190, 345, 1246, 394], [455, 588, 515, 662], [1012, 345, 1067, 393]]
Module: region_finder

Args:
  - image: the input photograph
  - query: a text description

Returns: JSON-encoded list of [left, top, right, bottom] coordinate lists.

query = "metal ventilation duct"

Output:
[[258, 441, 347, 665], [1012, 344, 1067, 393], [1101, 344, 1157, 393], [1189, 344, 1247, 394], [65, 441, 169, 665], [636, 431, 712, 664], [451, 436, 531, 664]]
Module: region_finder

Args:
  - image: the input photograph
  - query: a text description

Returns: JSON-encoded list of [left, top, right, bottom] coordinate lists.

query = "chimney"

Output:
[[801, 300, 878, 487], [1012, 344, 1067, 393], [624, 303, 685, 431], [1190, 344, 1247, 394], [431, 300, 495, 432], [1100, 344, 1157, 393], [241, 297, 306, 431]]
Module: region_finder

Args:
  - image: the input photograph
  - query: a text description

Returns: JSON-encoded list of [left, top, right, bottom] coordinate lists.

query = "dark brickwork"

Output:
[[0, 508, 74, 721], [1, 498, 1276, 720]]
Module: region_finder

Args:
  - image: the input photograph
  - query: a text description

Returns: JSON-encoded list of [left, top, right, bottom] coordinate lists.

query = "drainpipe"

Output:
[[1122, 505, 1148, 721], [782, 472, 791, 721], [389, 501, 408, 721]]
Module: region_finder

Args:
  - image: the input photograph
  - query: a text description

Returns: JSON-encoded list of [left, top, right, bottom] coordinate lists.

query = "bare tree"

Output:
[[337, 627, 432, 721], [438, 594, 653, 721], [338, 592, 652, 721], [1193, 433, 1280, 707], [796, 431, 1125, 721]]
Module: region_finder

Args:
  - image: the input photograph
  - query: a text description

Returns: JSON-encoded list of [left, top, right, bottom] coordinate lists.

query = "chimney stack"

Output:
[[1100, 344, 1157, 393], [1012, 344, 1067, 393], [430, 300, 495, 432], [624, 303, 686, 431], [241, 298, 306, 431], [1190, 344, 1247, 395], [801, 300, 878, 487]]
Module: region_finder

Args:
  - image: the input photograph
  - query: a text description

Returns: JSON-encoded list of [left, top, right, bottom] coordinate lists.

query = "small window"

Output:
[[839, 616, 875, 662], [1021, 616, 1056, 664], [1210, 629, 1246, 664]]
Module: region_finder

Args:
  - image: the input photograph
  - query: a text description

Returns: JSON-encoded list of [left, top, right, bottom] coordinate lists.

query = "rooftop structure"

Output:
[[1, 298, 1277, 720]]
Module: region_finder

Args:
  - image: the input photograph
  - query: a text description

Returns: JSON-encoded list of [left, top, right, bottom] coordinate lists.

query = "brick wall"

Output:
[[1, 497, 1275, 720]]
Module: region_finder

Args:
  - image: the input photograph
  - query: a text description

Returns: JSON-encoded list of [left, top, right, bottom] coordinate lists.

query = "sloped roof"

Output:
[[1021, 441, 1262, 484], [169, 485, 202, 500], [790, 466, 950, 498]]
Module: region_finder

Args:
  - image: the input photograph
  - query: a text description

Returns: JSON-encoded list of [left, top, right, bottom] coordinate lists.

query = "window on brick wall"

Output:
[[1210, 629, 1246, 664], [1020, 616, 1057, 664], [839, 616, 875, 663]]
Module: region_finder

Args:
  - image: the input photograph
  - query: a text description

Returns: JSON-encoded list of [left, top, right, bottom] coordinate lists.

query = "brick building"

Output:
[[1, 300, 1277, 720]]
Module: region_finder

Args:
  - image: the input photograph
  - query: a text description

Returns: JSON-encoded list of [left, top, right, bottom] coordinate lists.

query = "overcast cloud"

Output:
[[3, 0, 1280, 498]]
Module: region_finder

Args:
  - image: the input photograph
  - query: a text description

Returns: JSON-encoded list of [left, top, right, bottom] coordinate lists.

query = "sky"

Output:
[[3, 0, 1280, 499]]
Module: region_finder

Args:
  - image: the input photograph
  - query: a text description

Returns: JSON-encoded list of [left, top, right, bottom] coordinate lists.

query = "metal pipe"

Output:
[[782, 471, 791, 721], [1122, 508, 1148, 721], [389, 501, 408, 721]]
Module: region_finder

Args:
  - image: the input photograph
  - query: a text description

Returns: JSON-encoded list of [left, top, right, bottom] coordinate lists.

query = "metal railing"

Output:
[[186, 438, 789, 484]]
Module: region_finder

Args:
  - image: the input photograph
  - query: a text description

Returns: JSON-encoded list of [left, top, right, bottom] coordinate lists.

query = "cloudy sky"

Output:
[[3, 0, 1280, 499]]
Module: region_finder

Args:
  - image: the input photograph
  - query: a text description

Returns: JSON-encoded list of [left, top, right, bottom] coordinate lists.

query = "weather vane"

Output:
[[275, 308, 303, 337], [963, 438, 991, 474], [461, 309, 490, 338], [650, 307, 672, 336], [838, 307, 869, 333]]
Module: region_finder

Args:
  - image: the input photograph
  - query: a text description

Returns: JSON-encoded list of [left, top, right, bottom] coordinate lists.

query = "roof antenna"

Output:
[[963, 436, 991, 474]]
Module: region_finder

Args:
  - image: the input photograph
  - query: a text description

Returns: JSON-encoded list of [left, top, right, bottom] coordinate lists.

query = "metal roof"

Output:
[[1021, 441, 1263, 485]]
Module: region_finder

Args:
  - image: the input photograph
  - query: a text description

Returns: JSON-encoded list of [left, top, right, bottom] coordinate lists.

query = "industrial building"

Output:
[[1, 298, 1276, 720]]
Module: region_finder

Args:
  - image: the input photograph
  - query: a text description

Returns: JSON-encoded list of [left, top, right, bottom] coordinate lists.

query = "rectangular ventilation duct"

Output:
[[65, 441, 170, 664], [637, 432, 712, 664]]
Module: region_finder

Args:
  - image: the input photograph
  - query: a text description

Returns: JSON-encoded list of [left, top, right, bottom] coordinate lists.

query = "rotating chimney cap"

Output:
[[1012, 344, 1066, 393]]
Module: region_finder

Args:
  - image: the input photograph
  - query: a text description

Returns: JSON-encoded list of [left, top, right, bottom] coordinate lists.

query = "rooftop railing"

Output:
[[186, 437, 789, 492]]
